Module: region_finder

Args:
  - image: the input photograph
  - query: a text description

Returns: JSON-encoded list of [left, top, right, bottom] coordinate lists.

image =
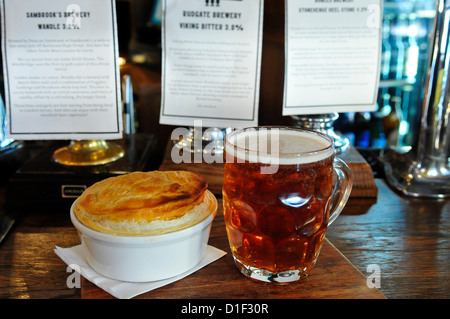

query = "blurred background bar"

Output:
[[0, 0, 441, 174], [335, 0, 437, 150], [115, 0, 438, 152]]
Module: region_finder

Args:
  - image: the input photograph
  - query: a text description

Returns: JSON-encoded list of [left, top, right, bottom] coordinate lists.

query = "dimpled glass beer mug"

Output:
[[223, 127, 352, 283]]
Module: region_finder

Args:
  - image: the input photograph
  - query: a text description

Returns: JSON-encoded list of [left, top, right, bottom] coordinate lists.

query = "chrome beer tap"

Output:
[[382, 0, 450, 198]]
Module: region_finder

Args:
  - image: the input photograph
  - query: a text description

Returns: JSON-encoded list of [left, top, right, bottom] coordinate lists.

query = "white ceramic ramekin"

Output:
[[70, 190, 218, 282]]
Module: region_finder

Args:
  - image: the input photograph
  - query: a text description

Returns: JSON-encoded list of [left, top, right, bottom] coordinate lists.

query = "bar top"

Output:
[[0, 142, 449, 299]]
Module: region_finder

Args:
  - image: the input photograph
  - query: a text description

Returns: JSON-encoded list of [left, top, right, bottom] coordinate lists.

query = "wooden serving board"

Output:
[[338, 147, 379, 198], [81, 199, 385, 299], [81, 141, 382, 299]]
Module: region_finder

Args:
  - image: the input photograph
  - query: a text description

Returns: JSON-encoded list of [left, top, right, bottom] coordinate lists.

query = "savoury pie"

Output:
[[73, 170, 215, 236]]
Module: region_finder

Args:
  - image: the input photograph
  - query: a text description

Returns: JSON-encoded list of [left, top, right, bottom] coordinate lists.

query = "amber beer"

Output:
[[223, 127, 351, 283]]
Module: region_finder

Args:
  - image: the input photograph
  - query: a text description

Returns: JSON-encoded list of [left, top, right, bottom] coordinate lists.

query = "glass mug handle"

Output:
[[328, 157, 353, 226]]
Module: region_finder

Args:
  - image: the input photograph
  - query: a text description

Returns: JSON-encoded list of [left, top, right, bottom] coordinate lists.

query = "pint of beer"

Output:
[[223, 127, 352, 283]]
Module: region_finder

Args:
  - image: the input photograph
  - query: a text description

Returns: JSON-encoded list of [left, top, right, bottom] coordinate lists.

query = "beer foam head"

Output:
[[226, 127, 334, 165]]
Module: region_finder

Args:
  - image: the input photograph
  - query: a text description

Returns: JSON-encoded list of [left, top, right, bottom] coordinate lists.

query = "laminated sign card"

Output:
[[283, 0, 382, 115], [160, 0, 264, 128], [1, 0, 122, 140]]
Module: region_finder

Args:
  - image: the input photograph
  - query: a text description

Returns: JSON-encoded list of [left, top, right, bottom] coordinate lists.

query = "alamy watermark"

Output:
[[66, 264, 81, 289], [366, 4, 382, 29], [65, 4, 82, 29], [366, 264, 381, 289], [170, 120, 280, 174]]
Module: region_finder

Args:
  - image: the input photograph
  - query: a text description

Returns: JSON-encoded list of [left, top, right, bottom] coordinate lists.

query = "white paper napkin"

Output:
[[54, 244, 226, 299]]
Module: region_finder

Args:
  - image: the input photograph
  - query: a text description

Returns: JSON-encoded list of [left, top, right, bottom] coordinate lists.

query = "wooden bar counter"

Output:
[[0, 141, 449, 299]]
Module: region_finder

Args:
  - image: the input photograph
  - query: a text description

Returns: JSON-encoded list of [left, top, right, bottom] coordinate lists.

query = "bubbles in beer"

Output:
[[293, 199, 325, 236], [229, 199, 256, 233], [241, 233, 276, 272], [275, 236, 308, 270], [259, 206, 296, 238]]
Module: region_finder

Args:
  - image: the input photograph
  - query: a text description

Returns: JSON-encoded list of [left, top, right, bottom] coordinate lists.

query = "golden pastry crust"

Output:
[[73, 171, 214, 236]]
